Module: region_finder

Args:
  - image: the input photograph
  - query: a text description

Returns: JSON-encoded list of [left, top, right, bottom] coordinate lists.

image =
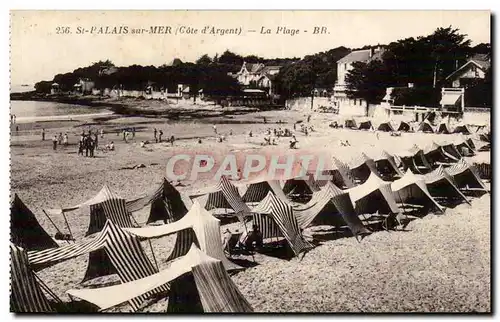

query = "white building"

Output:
[[333, 47, 384, 107], [231, 62, 281, 96]]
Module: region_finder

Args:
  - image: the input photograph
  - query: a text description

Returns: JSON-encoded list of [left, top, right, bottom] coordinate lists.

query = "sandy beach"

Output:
[[10, 107, 491, 312]]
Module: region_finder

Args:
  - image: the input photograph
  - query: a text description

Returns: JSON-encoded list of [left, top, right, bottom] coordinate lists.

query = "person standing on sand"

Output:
[[158, 130, 163, 143], [170, 135, 175, 146], [84, 135, 90, 157], [16, 125, 19, 133], [52, 135, 58, 150], [42, 128, 45, 141], [58, 133, 63, 145], [154, 128, 158, 143], [63, 133, 68, 146], [132, 127, 136, 138], [89, 137, 95, 157], [78, 139, 84, 156], [122, 129, 126, 141], [94, 133, 99, 148], [213, 124, 217, 134], [100, 128, 104, 139]]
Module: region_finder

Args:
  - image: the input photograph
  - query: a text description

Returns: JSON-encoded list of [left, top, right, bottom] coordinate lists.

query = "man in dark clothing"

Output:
[[94, 133, 99, 149], [84, 136, 90, 157], [132, 127, 136, 138], [158, 130, 163, 143], [89, 138, 95, 157], [245, 225, 263, 251], [154, 128, 158, 143], [42, 128, 45, 141]]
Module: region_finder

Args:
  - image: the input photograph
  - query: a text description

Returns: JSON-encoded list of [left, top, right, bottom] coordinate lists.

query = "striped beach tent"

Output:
[[396, 145, 433, 174], [417, 119, 435, 133], [67, 245, 253, 313], [453, 136, 475, 157], [241, 178, 288, 204], [358, 119, 374, 130], [194, 176, 250, 214], [282, 174, 320, 202], [446, 158, 488, 192], [391, 170, 444, 213], [11, 194, 58, 251], [126, 178, 188, 225], [423, 166, 469, 205], [251, 192, 312, 256], [453, 123, 472, 134], [370, 149, 403, 179], [125, 201, 241, 271], [331, 157, 357, 188], [27, 220, 168, 311], [348, 172, 400, 215], [422, 141, 453, 165], [377, 121, 395, 132], [10, 244, 55, 313], [439, 141, 463, 161], [294, 182, 371, 238], [345, 152, 380, 183], [344, 118, 357, 129], [48, 185, 136, 237], [397, 121, 411, 132], [437, 116, 452, 134]]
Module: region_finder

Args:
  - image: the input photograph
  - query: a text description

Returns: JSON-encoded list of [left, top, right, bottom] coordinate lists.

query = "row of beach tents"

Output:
[[343, 116, 490, 137], [11, 133, 490, 313]]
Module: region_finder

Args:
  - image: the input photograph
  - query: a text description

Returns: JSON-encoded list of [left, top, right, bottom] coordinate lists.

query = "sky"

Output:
[[10, 10, 490, 85]]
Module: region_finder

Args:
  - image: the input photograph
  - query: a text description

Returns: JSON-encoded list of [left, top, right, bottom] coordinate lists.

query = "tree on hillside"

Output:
[[425, 26, 471, 87], [218, 50, 243, 66], [274, 46, 350, 99], [345, 60, 392, 106], [196, 54, 213, 65]]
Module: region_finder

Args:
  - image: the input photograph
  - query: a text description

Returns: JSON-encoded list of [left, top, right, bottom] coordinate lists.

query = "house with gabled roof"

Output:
[[445, 53, 491, 88], [232, 61, 282, 96], [333, 47, 385, 108]]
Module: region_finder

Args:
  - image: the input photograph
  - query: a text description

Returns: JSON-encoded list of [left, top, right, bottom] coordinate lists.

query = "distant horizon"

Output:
[[10, 11, 491, 85]]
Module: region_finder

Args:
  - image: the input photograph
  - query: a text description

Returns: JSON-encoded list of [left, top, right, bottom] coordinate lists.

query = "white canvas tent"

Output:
[[67, 245, 253, 313], [125, 201, 241, 271], [391, 170, 444, 213], [348, 172, 400, 215]]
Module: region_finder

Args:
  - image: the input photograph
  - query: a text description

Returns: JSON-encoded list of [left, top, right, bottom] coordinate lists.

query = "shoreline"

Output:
[[10, 92, 275, 119]]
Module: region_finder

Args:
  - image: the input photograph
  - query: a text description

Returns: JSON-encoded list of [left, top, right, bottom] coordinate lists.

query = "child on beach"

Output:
[[63, 133, 68, 146]]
